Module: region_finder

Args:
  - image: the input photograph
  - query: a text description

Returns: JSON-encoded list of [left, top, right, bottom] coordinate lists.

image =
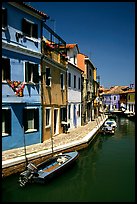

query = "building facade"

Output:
[[77, 53, 98, 125], [2, 2, 48, 150], [41, 26, 68, 141], [66, 44, 83, 130], [126, 90, 135, 113]]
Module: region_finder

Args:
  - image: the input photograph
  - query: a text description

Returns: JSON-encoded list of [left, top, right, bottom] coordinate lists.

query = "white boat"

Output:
[[104, 118, 117, 128], [124, 110, 135, 119], [101, 118, 117, 134]]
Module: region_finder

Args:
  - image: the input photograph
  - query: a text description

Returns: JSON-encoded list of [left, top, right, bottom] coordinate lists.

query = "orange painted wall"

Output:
[[77, 53, 86, 73]]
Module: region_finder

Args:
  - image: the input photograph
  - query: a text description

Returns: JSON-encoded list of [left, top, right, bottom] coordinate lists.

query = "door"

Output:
[[54, 109, 59, 135]]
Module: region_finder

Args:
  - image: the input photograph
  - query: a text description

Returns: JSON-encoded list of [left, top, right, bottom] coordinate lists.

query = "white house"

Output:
[[66, 44, 83, 130]]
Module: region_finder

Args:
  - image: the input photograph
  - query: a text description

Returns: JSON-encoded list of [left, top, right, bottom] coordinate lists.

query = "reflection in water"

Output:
[[2, 116, 135, 202]]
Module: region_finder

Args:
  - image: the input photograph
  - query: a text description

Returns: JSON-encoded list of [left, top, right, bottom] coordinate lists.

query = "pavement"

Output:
[[2, 114, 108, 168]]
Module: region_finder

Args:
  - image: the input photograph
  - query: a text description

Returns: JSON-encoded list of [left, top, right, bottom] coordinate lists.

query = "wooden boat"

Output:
[[19, 151, 79, 187]]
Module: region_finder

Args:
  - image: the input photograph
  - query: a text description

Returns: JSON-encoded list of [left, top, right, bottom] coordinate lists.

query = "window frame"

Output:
[[60, 107, 67, 122], [25, 62, 39, 84], [46, 67, 51, 87], [2, 8, 7, 30], [68, 72, 71, 88], [74, 75, 76, 89], [45, 107, 51, 128], [2, 108, 11, 136], [78, 77, 81, 90], [22, 18, 38, 39], [2, 58, 10, 81], [60, 73, 65, 90], [23, 107, 39, 133]]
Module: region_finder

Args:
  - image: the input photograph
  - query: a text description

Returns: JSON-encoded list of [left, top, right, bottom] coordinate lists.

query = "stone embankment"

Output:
[[2, 114, 108, 177]]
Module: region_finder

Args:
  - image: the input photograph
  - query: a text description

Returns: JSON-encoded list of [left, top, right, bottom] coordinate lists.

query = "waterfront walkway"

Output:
[[2, 114, 107, 168]]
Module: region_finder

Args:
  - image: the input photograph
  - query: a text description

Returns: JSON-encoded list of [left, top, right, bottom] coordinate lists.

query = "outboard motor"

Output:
[[19, 163, 38, 187]]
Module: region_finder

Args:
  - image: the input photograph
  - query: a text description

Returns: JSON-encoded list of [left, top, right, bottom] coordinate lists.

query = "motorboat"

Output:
[[104, 118, 117, 128], [101, 118, 117, 134], [19, 151, 79, 187]]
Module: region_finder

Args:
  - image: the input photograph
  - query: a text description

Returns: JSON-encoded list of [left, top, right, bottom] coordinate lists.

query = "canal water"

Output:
[[2, 116, 135, 202]]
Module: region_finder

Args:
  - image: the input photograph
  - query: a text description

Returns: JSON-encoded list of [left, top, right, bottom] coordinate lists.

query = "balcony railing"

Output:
[[42, 24, 67, 66]]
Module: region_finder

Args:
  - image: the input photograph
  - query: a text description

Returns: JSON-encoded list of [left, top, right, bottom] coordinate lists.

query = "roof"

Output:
[[16, 2, 49, 19], [103, 86, 129, 95], [121, 89, 135, 94], [66, 44, 80, 52]]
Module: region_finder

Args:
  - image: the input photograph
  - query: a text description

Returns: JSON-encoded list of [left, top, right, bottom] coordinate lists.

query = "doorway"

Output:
[[54, 109, 59, 135]]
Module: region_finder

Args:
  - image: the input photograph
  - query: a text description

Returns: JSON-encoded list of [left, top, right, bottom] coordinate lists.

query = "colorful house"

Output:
[[77, 53, 98, 124], [2, 2, 48, 150], [101, 86, 129, 112], [66, 44, 83, 130], [126, 89, 135, 113], [41, 27, 68, 141]]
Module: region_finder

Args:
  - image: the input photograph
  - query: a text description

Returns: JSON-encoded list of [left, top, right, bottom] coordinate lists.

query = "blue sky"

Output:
[[28, 2, 135, 88]]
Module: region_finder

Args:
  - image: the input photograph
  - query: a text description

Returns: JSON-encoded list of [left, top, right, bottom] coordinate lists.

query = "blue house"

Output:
[[2, 2, 49, 150], [101, 86, 129, 112]]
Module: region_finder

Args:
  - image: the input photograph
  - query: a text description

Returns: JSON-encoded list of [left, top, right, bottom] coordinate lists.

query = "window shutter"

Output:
[[2, 8, 7, 28], [34, 109, 39, 130], [3, 58, 10, 80], [33, 64, 39, 83], [25, 62, 29, 82]]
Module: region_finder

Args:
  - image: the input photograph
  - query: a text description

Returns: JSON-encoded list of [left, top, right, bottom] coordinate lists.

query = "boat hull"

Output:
[[19, 151, 79, 187]]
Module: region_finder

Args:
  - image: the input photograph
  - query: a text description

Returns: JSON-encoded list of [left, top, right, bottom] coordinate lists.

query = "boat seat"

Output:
[[57, 157, 67, 164]]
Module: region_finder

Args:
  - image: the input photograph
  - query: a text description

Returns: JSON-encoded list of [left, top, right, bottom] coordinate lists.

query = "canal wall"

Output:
[[2, 115, 108, 177]]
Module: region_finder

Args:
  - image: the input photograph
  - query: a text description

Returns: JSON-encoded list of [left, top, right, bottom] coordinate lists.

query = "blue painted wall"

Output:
[[102, 94, 120, 110], [2, 2, 43, 151], [2, 104, 42, 151], [2, 2, 41, 52]]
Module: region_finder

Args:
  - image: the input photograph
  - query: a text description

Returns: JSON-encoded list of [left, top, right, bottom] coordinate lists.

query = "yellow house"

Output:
[[126, 89, 135, 113], [41, 33, 68, 141]]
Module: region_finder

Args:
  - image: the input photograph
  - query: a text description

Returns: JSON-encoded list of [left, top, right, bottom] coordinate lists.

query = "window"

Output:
[[78, 77, 81, 90], [128, 95, 130, 100], [2, 8, 7, 29], [68, 73, 71, 87], [23, 108, 39, 133], [74, 75, 76, 88], [60, 73, 64, 90], [89, 69, 91, 77], [2, 109, 11, 136], [22, 18, 38, 38], [46, 67, 51, 86], [45, 108, 51, 127], [60, 107, 67, 122], [2, 58, 10, 81], [25, 62, 39, 83], [114, 96, 116, 100]]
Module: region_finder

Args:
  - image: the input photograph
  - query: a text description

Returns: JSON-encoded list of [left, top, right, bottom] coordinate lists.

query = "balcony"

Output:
[[42, 24, 67, 66]]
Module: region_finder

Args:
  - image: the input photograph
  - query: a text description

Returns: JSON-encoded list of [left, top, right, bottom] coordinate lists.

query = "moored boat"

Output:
[[19, 151, 79, 187], [101, 118, 117, 135]]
